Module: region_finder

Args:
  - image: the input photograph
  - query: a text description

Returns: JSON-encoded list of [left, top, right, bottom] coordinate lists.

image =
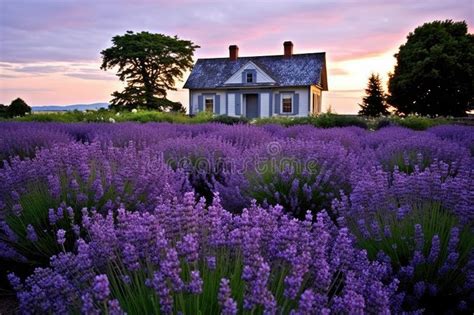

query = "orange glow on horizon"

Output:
[[0, 49, 398, 114]]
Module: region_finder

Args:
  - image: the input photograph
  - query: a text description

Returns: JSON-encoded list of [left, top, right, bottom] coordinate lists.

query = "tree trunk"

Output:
[[139, 58, 154, 109]]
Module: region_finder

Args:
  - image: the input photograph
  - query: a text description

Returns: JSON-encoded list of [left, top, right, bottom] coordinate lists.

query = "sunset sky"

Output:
[[0, 0, 472, 113]]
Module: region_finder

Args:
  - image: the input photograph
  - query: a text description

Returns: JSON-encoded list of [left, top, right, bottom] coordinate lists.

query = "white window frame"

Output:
[[281, 93, 293, 114], [204, 96, 214, 113]]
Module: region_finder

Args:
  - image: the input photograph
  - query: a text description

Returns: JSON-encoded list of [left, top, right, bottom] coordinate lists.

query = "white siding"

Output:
[[260, 92, 270, 117], [190, 90, 226, 114], [217, 92, 226, 114], [310, 86, 322, 115], [189, 87, 316, 117], [227, 93, 235, 116], [272, 87, 309, 117], [191, 91, 199, 114]]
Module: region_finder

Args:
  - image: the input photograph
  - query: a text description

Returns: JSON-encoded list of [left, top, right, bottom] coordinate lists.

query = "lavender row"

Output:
[[0, 122, 473, 313]]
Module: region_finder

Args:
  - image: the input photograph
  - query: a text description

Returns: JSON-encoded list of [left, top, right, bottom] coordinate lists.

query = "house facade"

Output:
[[183, 41, 328, 118]]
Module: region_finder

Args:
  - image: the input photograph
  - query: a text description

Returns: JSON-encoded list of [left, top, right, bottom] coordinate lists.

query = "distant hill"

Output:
[[32, 102, 109, 112]]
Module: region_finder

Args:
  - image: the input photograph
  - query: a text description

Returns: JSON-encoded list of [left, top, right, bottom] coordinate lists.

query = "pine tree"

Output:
[[358, 73, 390, 117]]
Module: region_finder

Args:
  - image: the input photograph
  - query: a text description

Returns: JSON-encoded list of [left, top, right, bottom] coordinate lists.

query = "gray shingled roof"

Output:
[[183, 53, 327, 89]]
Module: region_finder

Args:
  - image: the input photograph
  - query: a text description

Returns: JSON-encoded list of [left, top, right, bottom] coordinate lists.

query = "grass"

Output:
[[105, 249, 299, 315], [3, 109, 470, 130], [349, 203, 474, 312]]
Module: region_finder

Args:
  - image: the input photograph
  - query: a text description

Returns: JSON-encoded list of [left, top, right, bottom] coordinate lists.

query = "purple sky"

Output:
[[0, 0, 472, 113]]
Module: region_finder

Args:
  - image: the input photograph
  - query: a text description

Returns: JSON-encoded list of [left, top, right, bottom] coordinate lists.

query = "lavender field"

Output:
[[0, 122, 473, 314]]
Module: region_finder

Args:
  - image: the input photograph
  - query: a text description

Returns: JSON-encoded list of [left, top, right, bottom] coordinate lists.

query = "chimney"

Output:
[[229, 45, 239, 61], [283, 41, 293, 58]]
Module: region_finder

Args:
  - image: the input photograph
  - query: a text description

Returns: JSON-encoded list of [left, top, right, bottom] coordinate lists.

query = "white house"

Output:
[[183, 41, 328, 118]]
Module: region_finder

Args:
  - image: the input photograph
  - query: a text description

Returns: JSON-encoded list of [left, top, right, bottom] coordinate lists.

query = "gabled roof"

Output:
[[183, 53, 328, 90], [223, 61, 276, 85]]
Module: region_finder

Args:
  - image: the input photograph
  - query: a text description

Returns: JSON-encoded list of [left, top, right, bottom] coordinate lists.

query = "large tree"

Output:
[[101, 31, 199, 111], [358, 73, 390, 117], [387, 20, 473, 116], [7, 98, 31, 117], [0, 104, 8, 118]]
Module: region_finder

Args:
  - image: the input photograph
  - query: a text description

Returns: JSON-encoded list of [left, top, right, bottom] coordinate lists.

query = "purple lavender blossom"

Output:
[[48, 208, 58, 225], [414, 224, 424, 251], [66, 206, 74, 220], [427, 235, 440, 263], [26, 224, 38, 242], [0, 221, 18, 242], [56, 229, 66, 246], [107, 299, 124, 315], [7, 272, 22, 291], [295, 289, 316, 314], [176, 233, 199, 263], [413, 281, 426, 299], [206, 256, 217, 270], [81, 292, 99, 315], [47, 175, 61, 199], [92, 274, 110, 301], [122, 243, 140, 271], [160, 248, 184, 291], [187, 270, 203, 294], [12, 203, 22, 217], [218, 278, 238, 315], [3, 123, 472, 314], [151, 272, 173, 314]]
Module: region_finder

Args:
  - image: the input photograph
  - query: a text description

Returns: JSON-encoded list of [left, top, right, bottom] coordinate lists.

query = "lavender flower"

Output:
[[295, 289, 316, 314], [176, 233, 199, 263], [122, 243, 140, 271], [218, 278, 237, 315], [414, 224, 424, 251], [107, 299, 124, 315], [160, 248, 184, 291], [413, 281, 425, 299], [3, 123, 472, 314], [427, 235, 440, 263], [26, 224, 38, 242], [57, 229, 66, 246], [48, 208, 57, 225], [92, 274, 110, 301], [12, 203, 22, 217], [206, 256, 216, 270], [187, 270, 203, 294], [7, 272, 22, 291], [151, 272, 173, 314], [81, 292, 99, 315]]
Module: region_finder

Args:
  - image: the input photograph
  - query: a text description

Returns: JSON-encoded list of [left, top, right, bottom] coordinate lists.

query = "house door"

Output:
[[245, 94, 258, 119]]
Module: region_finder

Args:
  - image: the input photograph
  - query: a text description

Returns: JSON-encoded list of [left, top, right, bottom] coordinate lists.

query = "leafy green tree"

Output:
[[0, 104, 8, 118], [7, 98, 31, 117], [388, 20, 473, 116], [358, 73, 390, 117], [101, 31, 198, 111]]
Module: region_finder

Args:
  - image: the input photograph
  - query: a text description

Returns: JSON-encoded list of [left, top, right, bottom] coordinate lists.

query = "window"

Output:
[[246, 72, 253, 83], [205, 97, 213, 112], [282, 94, 293, 113]]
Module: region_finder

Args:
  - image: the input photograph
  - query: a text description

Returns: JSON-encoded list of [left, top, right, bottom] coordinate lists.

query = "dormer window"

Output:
[[246, 72, 253, 83]]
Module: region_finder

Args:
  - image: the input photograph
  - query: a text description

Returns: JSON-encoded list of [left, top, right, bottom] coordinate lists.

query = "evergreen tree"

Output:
[[358, 73, 389, 117]]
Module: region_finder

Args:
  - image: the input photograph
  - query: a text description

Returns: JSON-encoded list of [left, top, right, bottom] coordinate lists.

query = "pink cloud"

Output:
[[1, 0, 472, 113]]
